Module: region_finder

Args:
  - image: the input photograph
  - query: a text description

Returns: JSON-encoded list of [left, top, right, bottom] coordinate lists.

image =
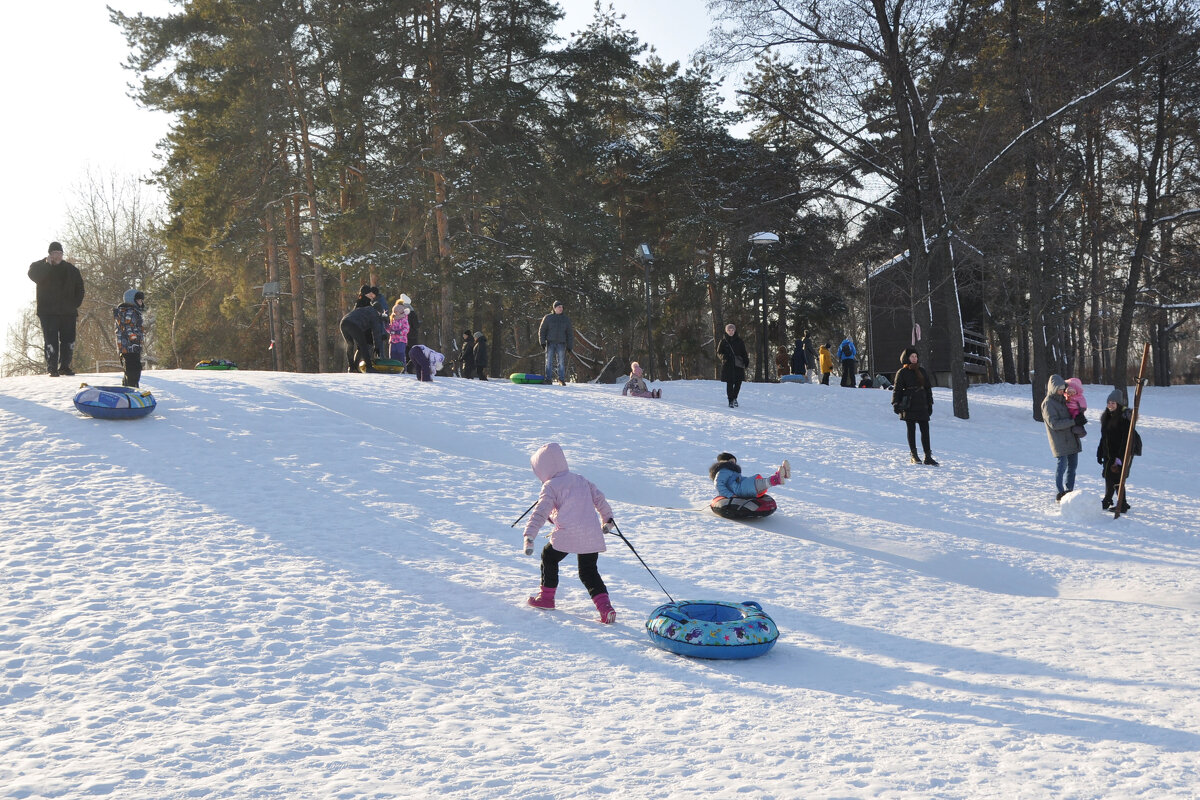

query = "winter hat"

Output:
[[716, 452, 737, 464], [1106, 389, 1126, 406], [463, 329, 472, 337], [359, 284, 373, 297], [48, 241, 63, 253], [553, 300, 563, 309], [630, 361, 643, 376], [901, 346, 919, 364], [474, 331, 484, 340], [122, 288, 144, 305], [399, 293, 411, 305]]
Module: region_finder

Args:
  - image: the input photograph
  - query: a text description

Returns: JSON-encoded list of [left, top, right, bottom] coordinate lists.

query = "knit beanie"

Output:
[[1106, 389, 1126, 406]]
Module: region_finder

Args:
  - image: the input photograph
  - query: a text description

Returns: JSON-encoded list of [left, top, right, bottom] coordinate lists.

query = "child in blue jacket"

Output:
[[709, 452, 790, 498]]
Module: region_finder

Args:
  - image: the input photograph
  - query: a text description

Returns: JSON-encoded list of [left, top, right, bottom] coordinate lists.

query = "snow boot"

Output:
[[923, 454, 939, 466], [779, 459, 791, 479], [593, 592, 617, 624], [909, 451, 921, 465], [527, 586, 556, 609]]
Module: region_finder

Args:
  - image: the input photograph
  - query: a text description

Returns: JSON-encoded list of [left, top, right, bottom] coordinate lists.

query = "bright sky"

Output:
[[0, 0, 715, 354]]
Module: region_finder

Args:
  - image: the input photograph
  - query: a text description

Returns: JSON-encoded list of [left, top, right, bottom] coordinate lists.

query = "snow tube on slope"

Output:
[[195, 359, 238, 370], [509, 373, 546, 384], [73, 385, 156, 420], [646, 600, 779, 659], [369, 359, 407, 374], [710, 494, 777, 519], [779, 374, 808, 383]]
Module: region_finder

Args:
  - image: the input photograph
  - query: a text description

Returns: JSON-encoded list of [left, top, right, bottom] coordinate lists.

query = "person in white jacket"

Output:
[[522, 442, 618, 623]]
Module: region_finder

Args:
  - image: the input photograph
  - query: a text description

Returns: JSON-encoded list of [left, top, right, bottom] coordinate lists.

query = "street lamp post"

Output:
[[747, 231, 779, 382], [637, 243, 655, 379]]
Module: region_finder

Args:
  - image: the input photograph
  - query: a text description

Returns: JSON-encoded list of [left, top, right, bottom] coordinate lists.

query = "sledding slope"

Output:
[[2, 370, 1199, 799]]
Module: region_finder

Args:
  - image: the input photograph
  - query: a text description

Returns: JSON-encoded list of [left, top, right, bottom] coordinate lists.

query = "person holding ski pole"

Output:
[[1097, 389, 1141, 512], [521, 442, 618, 624]]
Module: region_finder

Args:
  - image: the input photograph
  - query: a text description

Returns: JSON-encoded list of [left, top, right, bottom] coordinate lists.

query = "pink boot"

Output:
[[593, 592, 617, 624], [528, 586, 556, 609]]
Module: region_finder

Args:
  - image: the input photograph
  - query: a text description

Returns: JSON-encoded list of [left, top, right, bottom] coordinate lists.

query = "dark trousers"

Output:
[[120, 352, 143, 388], [410, 347, 433, 381], [905, 419, 931, 456], [725, 378, 742, 401], [821, 372, 830, 385], [473, 365, 488, 380], [840, 358, 856, 386], [38, 313, 77, 371], [1102, 458, 1131, 504], [340, 321, 373, 371], [539, 544, 607, 598]]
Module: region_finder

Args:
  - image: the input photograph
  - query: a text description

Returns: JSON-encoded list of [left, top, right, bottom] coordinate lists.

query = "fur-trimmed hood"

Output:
[[709, 459, 741, 481]]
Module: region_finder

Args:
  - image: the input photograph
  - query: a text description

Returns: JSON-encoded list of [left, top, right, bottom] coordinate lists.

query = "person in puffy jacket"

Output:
[[408, 344, 445, 381], [709, 452, 789, 499], [339, 306, 387, 372], [837, 337, 857, 387], [1097, 389, 1141, 512], [522, 442, 618, 623], [717, 323, 749, 407], [471, 332, 489, 380], [818, 343, 834, 385], [113, 289, 146, 388], [891, 347, 938, 465], [621, 361, 659, 398], [1042, 373, 1082, 502]]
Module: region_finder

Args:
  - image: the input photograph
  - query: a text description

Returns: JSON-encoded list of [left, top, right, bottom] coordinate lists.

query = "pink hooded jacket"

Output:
[[522, 442, 612, 554], [1064, 377, 1087, 416]]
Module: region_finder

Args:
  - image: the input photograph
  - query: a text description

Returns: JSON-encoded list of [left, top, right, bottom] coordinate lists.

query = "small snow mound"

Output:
[[1059, 489, 1097, 521]]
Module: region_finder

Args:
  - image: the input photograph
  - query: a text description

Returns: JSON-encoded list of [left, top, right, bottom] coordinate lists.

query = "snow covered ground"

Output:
[[2, 369, 1198, 799]]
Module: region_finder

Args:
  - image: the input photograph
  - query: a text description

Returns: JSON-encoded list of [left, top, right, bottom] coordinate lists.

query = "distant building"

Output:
[[867, 235, 991, 387]]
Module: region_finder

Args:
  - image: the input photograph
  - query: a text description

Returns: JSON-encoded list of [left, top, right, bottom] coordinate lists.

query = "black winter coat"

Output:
[[718, 334, 748, 383], [1097, 407, 1141, 472], [472, 336, 488, 371], [892, 363, 934, 422], [460, 334, 476, 372], [790, 342, 807, 373], [28, 258, 85, 316]]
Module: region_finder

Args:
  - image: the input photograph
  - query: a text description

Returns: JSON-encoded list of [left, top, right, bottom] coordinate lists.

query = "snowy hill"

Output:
[[2, 370, 1199, 799]]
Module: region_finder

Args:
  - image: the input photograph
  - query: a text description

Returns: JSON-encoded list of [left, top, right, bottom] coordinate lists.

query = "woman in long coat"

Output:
[[1042, 374, 1083, 502], [717, 323, 749, 408], [1097, 389, 1140, 512], [891, 347, 938, 465]]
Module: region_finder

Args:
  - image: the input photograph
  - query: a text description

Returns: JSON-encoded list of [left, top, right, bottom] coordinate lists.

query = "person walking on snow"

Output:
[[837, 337, 857, 387], [717, 323, 749, 407], [1042, 374, 1082, 502], [522, 442, 619, 624], [891, 347, 938, 465], [538, 300, 574, 385], [28, 241, 85, 377]]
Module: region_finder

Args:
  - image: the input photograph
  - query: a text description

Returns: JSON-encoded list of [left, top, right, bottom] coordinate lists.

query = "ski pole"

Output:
[[607, 522, 674, 603], [510, 499, 538, 527]]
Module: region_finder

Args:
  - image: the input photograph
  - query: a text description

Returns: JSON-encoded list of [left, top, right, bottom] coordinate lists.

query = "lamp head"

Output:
[[748, 231, 779, 245], [637, 243, 653, 261]]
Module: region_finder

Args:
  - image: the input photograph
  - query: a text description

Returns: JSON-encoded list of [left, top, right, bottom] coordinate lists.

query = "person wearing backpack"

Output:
[[113, 289, 146, 388], [837, 337, 857, 387]]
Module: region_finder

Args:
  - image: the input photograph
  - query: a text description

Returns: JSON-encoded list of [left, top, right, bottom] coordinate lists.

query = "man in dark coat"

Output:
[[717, 323, 749, 408], [891, 347, 938, 465], [27, 241, 85, 376], [459, 330, 476, 377], [340, 306, 387, 372], [471, 331, 489, 380], [538, 300, 574, 385], [790, 339, 808, 378]]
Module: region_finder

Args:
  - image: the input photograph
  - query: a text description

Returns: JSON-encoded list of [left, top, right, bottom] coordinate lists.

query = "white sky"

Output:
[[0, 0, 715, 354]]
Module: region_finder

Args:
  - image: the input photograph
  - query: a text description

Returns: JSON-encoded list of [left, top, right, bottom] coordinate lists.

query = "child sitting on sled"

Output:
[[709, 452, 790, 498], [522, 442, 619, 623], [621, 361, 660, 398]]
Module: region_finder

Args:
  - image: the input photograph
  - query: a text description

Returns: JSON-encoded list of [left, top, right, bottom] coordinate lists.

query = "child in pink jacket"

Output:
[[1065, 377, 1088, 437], [522, 442, 618, 623]]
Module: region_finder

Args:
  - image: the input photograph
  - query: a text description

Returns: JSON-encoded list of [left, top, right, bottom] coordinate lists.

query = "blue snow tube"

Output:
[[645, 600, 779, 659], [73, 385, 157, 420]]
